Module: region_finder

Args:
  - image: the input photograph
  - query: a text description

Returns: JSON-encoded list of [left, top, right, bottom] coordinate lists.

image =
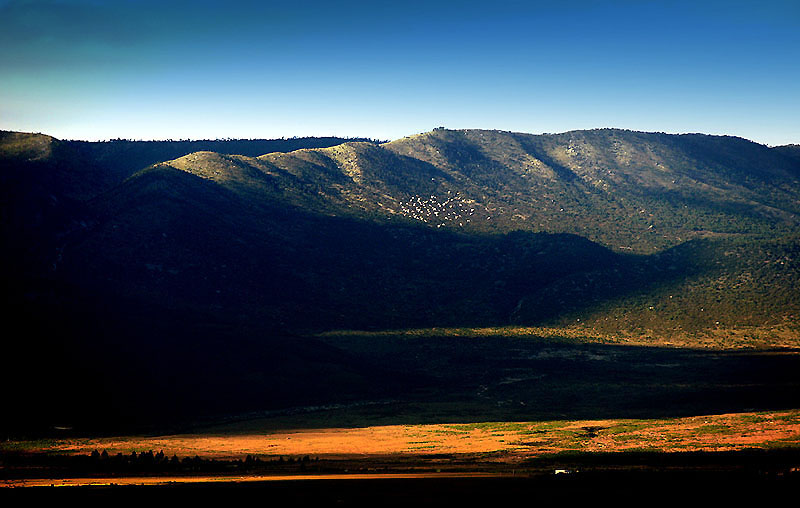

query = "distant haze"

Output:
[[1, 0, 798, 145]]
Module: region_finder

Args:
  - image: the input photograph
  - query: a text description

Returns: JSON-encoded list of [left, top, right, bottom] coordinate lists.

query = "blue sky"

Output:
[[1, 0, 798, 145]]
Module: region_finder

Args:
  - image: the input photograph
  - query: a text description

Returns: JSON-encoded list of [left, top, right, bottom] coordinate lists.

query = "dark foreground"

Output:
[[4, 449, 800, 505], [3, 472, 799, 505]]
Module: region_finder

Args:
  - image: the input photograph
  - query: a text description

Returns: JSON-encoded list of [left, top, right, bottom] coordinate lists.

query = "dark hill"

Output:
[[774, 144, 800, 171]]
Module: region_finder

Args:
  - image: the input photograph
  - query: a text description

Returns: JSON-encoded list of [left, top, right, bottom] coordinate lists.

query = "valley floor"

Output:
[[4, 332, 799, 490], [4, 410, 799, 462]]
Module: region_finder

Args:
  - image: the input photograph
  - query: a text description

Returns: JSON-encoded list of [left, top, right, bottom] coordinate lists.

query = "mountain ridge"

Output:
[[3, 126, 800, 334], [3, 126, 795, 337], [121, 127, 800, 254]]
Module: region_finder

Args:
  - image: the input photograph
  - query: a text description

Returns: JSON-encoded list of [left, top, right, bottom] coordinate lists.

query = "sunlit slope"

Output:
[[384, 129, 800, 252], [0, 130, 375, 202], [160, 142, 446, 215], [151, 128, 800, 254]]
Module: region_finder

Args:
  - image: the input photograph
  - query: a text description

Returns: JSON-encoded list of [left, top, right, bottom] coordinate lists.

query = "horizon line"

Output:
[[1, 126, 796, 148]]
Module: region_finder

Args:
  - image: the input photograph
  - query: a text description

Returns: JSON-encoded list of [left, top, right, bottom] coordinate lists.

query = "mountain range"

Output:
[[2, 127, 799, 433]]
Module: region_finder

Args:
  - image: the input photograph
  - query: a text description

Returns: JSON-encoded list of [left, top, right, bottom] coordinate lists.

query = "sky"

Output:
[[1, 0, 798, 145]]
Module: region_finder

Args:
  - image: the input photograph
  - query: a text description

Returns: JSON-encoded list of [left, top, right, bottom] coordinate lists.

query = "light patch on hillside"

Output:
[[323, 143, 365, 184], [0, 131, 55, 161]]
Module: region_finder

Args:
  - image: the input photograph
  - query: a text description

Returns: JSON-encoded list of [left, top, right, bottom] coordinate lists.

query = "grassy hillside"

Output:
[[513, 235, 800, 341], [383, 129, 800, 252], [119, 128, 800, 254]]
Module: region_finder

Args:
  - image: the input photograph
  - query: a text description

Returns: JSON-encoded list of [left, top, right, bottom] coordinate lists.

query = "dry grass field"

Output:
[[5, 410, 798, 463]]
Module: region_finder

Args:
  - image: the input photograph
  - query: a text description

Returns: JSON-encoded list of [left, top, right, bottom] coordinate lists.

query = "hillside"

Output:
[[775, 144, 800, 169], [121, 128, 800, 254], [4, 127, 799, 334], [382, 129, 800, 252], [0, 131, 378, 279], [2, 127, 799, 432]]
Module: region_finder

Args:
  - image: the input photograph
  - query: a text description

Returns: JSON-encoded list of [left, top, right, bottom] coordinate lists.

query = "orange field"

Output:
[[6, 410, 799, 462]]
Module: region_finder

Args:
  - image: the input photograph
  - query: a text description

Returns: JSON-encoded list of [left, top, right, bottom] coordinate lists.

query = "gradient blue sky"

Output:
[[1, 0, 798, 145]]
